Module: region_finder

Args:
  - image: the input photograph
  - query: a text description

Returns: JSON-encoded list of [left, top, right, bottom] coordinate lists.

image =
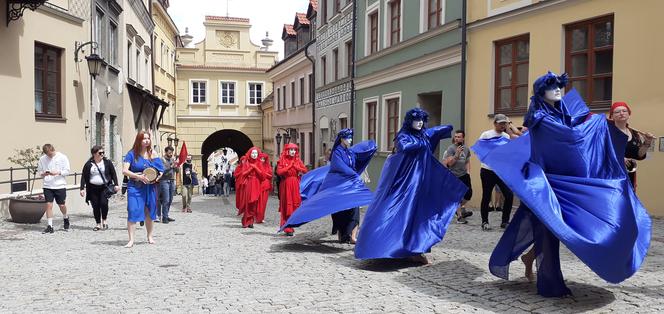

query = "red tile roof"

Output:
[[205, 16, 250, 23], [295, 13, 310, 25], [283, 24, 296, 36]]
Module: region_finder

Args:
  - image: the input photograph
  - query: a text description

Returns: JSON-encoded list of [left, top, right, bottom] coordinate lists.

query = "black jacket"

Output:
[[80, 158, 119, 191]]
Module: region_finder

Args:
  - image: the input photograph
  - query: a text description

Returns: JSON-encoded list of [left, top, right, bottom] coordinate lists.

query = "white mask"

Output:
[[288, 148, 296, 157], [412, 120, 424, 131], [342, 138, 352, 146], [250, 150, 258, 159], [544, 87, 562, 102]]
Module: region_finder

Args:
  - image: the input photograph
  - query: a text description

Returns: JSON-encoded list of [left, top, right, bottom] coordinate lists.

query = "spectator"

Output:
[[38, 144, 71, 234], [181, 155, 195, 212], [157, 146, 177, 224], [223, 169, 232, 197], [80, 145, 119, 231], [443, 130, 474, 224]]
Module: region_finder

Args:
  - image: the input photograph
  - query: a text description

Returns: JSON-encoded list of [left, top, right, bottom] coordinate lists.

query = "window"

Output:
[[160, 41, 164, 67], [95, 112, 104, 146], [249, 83, 263, 105], [300, 132, 306, 162], [144, 57, 148, 85], [276, 88, 281, 110], [282, 86, 286, 108], [109, 22, 118, 65], [94, 9, 105, 59], [321, 56, 327, 85], [494, 34, 530, 113], [308, 73, 314, 98], [339, 117, 348, 129], [386, 98, 400, 151], [136, 49, 140, 84], [333, 48, 339, 81], [34, 43, 62, 118], [166, 48, 170, 72], [321, 0, 327, 24], [345, 41, 353, 78], [334, 0, 341, 13], [565, 15, 614, 108], [300, 77, 305, 105], [291, 81, 296, 108], [369, 11, 378, 54], [219, 81, 236, 104], [127, 41, 132, 78], [389, 0, 401, 46], [109, 115, 116, 159], [366, 101, 377, 141], [190, 80, 207, 104], [428, 0, 443, 30]]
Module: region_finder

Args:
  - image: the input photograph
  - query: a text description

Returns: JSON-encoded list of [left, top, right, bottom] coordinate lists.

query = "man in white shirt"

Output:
[[477, 114, 520, 231], [37, 144, 71, 234]]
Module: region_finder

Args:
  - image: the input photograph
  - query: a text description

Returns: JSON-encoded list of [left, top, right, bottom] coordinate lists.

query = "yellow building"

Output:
[[151, 0, 179, 149], [465, 0, 664, 216], [175, 16, 278, 176]]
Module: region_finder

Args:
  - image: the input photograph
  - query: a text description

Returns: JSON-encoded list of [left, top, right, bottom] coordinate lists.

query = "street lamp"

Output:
[[174, 137, 179, 148], [74, 41, 104, 79], [167, 137, 173, 147]]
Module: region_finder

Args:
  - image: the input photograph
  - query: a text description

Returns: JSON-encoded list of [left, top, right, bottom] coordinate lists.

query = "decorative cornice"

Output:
[[109, 0, 123, 16], [177, 64, 270, 73], [126, 24, 138, 38], [128, 0, 155, 32], [178, 115, 261, 121], [468, 0, 570, 29]]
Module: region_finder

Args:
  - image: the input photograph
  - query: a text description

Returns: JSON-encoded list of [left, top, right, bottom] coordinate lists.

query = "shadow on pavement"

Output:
[[395, 259, 615, 313], [269, 242, 348, 254], [89, 240, 129, 247]]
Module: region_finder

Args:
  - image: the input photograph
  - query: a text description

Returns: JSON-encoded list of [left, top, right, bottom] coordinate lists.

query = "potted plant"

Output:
[[7, 146, 46, 223]]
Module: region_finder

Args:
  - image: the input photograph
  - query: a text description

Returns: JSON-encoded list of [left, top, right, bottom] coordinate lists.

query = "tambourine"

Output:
[[143, 167, 159, 182]]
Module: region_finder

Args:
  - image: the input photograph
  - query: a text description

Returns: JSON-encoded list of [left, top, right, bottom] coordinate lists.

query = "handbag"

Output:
[[93, 160, 117, 198]]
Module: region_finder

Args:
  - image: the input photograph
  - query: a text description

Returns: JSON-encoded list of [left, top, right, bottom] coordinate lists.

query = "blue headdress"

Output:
[[533, 71, 569, 98], [399, 107, 429, 134], [332, 128, 353, 151]]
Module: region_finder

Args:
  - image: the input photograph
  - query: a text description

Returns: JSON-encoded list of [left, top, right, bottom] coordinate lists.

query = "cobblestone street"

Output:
[[1, 195, 663, 313]]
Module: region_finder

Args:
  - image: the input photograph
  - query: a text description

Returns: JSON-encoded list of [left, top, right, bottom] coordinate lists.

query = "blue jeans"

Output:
[[223, 182, 230, 197], [159, 180, 175, 219]]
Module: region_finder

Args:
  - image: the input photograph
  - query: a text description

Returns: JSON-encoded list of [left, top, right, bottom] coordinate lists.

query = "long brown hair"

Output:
[[132, 131, 153, 161]]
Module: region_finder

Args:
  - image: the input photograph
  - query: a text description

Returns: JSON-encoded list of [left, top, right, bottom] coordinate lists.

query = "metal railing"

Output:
[[0, 167, 81, 195]]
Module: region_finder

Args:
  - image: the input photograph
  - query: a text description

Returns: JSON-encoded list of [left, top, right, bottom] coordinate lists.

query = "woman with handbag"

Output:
[[80, 145, 120, 231]]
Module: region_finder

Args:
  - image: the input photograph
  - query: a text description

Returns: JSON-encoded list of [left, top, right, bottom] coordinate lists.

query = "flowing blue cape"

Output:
[[355, 125, 468, 259], [280, 140, 377, 231], [299, 165, 329, 201], [472, 89, 651, 284]]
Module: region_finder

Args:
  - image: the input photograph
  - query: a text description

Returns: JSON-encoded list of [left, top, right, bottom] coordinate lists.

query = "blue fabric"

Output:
[[472, 89, 651, 296], [280, 140, 377, 231], [299, 165, 329, 201], [124, 151, 165, 223], [355, 125, 468, 259]]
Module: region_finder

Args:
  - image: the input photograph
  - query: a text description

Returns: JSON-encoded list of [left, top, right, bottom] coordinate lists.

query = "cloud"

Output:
[[168, 0, 310, 59]]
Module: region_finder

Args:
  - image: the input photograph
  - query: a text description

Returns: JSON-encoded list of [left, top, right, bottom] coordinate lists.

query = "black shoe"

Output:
[[42, 225, 54, 234], [140, 221, 145, 227], [162, 219, 169, 224], [63, 218, 70, 230], [488, 206, 495, 212], [167, 217, 175, 222], [500, 222, 509, 229], [461, 211, 473, 219], [103, 224, 109, 230], [248, 224, 254, 228], [285, 231, 294, 236]]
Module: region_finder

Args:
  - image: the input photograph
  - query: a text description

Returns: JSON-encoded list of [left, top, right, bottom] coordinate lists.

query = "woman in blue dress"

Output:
[[472, 72, 651, 297], [280, 129, 377, 243], [354, 108, 467, 264], [122, 131, 164, 248]]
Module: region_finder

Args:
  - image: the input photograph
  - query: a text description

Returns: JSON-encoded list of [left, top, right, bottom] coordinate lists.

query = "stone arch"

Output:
[[201, 129, 253, 176]]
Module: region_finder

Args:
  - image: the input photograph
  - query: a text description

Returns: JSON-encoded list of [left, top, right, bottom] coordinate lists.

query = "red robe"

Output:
[[234, 158, 247, 215], [276, 144, 308, 233], [256, 154, 272, 223], [241, 148, 266, 227]]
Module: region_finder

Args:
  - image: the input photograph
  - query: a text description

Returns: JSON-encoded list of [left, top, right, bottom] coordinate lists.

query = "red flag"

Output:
[[177, 141, 188, 167]]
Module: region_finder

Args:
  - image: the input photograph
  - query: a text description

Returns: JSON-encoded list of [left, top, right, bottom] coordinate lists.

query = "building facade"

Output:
[[175, 16, 278, 176], [353, 0, 464, 187], [151, 0, 179, 150], [314, 0, 353, 165], [267, 11, 315, 166], [465, 0, 664, 216]]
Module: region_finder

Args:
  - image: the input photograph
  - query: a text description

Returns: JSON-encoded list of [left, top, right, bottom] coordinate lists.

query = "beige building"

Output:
[[0, 0, 91, 214], [176, 16, 278, 176], [151, 0, 179, 150], [259, 93, 275, 159], [465, 0, 664, 215]]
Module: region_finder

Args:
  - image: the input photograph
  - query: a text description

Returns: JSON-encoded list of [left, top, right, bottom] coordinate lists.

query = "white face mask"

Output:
[[412, 120, 424, 130], [250, 150, 258, 159], [544, 87, 562, 102], [288, 148, 296, 157], [342, 138, 352, 146]]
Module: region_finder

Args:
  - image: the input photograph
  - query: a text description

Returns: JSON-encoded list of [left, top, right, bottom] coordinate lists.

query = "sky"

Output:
[[168, 0, 311, 60]]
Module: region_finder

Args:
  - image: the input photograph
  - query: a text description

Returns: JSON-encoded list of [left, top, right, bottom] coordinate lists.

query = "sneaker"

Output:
[[456, 216, 468, 224], [42, 225, 54, 234], [162, 219, 169, 224], [63, 218, 70, 230], [481, 222, 491, 231], [167, 217, 175, 222], [461, 210, 473, 219], [500, 222, 509, 229]]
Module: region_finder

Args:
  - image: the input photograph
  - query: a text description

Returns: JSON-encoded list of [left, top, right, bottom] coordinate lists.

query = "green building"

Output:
[[353, 0, 464, 187]]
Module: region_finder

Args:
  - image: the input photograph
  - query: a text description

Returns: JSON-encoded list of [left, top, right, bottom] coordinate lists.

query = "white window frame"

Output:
[[189, 79, 209, 105], [420, 0, 446, 33], [247, 81, 265, 106], [218, 80, 237, 105], [383, 0, 404, 48], [381, 92, 402, 152], [364, 2, 380, 57], [362, 96, 380, 141]]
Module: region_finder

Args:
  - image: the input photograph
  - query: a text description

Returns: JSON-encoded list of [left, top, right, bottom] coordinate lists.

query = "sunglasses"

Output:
[[97, 151, 105, 155]]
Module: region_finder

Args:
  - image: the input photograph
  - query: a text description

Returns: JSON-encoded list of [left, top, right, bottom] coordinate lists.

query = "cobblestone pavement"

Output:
[[1, 194, 663, 313]]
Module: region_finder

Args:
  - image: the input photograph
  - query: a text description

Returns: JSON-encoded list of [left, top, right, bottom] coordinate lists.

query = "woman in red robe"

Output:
[[234, 156, 248, 216], [276, 143, 308, 236], [256, 152, 273, 224], [240, 147, 266, 228]]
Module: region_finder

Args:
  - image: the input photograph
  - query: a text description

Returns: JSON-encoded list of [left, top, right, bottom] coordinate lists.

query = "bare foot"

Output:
[[124, 241, 134, 248], [521, 254, 535, 282], [148, 237, 156, 244]]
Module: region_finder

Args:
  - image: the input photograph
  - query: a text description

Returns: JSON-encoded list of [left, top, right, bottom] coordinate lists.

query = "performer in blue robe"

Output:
[[472, 72, 651, 297], [280, 129, 377, 242], [299, 165, 329, 201], [354, 108, 468, 263]]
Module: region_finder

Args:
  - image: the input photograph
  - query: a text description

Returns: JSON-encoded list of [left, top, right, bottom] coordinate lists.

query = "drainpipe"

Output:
[[460, 0, 468, 130], [350, 0, 357, 128], [304, 40, 316, 166]]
